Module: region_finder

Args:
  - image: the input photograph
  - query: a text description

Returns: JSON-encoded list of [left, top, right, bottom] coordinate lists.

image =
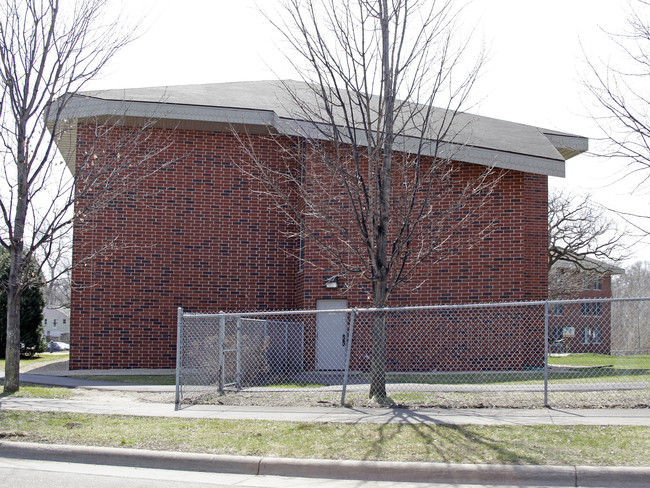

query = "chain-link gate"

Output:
[[175, 298, 650, 409]]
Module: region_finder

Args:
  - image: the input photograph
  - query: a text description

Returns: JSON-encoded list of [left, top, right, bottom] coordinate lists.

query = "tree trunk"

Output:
[[4, 122, 28, 393], [368, 0, 393, 401], [369, 280, 388, 399], [4, 265, 22, 393]]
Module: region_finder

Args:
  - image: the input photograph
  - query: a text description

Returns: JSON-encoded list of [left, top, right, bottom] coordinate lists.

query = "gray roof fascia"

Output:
[[56, 95, 566, 177], [55, 95, 281, 128], [280, 116, 565, 177], [397, 137, 565, 177]]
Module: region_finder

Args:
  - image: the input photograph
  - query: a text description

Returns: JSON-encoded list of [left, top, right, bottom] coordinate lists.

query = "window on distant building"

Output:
[[53, 319, 57, 329], [582, 327, 602, 344], [553, 304, 564, 316], [581, 302, 602, 316], [63, 318, 66, 324], [593, 302, 602, 316], [583, 276, 603, 290]]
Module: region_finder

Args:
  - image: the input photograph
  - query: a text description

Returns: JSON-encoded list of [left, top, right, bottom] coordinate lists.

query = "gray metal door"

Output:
[[316, 299, 348, 370]]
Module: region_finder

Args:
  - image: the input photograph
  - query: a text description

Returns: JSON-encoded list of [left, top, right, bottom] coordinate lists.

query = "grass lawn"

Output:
[[353, 354, 650, 386], [0, 385, 73, 399], [266, 382, 328, 388], [0, 352, 69, 372], [377, 369, 650, 386], [548, 353, 650, 368], [0, 410, 647, 466]]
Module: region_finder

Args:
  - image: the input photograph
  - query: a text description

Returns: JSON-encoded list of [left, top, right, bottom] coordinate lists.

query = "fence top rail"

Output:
[[179, 296, 650, 319]]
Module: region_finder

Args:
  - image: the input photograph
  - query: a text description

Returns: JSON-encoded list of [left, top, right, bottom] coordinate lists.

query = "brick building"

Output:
[[549, 257, 624, 354], [51, 80, 587, 370]]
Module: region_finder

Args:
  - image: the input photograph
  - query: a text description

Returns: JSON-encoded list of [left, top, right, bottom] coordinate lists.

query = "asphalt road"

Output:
[[0, 457, 573, 488]]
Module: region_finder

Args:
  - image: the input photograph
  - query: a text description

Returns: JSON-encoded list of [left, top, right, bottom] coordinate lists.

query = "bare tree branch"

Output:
[[584, 0, 650, 196], [611, 261, 650, 353], [548, 190, 628, 299], [548, 190, 629, 271], [240, 0, 493, 399], [0, 0, 172, 393]]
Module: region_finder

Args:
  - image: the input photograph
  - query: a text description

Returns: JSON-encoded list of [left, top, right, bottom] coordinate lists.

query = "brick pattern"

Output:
[[346, 306, 545, 372], [70, 124, 548, 370], [71, 127, 299, 369], [299, 169, 548, 308]]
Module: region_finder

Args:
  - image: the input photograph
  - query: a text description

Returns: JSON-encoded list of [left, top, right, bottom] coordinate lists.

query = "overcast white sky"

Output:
[[88, 0, 649, 263]]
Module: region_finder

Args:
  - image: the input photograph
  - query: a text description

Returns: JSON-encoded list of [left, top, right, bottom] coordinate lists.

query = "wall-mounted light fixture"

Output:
[[325, 276, 338, 289]]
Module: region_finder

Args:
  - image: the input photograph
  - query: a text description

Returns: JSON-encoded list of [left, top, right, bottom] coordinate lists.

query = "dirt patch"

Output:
[[15, 381, 649, 410], [15, 356, 649, 410], [173, 386, 650, 409]]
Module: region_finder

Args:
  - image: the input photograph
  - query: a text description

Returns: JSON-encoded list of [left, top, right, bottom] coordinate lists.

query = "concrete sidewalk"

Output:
[[1, 395, 650, 425], [16, 372, 175, 391], [1, 371, 649, 425]]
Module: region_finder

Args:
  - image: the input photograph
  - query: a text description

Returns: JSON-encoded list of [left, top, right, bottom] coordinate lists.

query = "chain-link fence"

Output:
[[175, 298, 650, 409]]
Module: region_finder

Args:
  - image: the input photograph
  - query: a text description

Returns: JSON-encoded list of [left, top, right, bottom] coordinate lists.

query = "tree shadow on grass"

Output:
[[364, 407, 543, 465]]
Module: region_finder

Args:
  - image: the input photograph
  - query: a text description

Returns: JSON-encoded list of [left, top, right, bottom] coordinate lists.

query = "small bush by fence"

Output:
[[175, 298, 650, 409]]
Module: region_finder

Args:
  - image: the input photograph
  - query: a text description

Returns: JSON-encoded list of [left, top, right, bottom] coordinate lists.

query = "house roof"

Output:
[[49, 80, 587, 177], [552, 253, 625, 275], [42, 307, 71, 319]]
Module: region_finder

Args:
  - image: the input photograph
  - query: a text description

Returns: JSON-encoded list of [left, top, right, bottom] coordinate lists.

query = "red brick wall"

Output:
[[297, 165, 548, 372], [70, 124, 548, 370], [71, 126, 300, 369], [297, 161, 548, 307]]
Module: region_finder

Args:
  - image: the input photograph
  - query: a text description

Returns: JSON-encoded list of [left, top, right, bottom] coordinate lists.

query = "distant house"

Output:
[[49, 80, 588, 370], [42, 307, 71, 343], [549, 257, 624, 354]]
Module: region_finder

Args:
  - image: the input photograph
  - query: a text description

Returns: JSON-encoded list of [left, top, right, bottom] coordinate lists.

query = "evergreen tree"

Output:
[[1, 252, 46, 358]]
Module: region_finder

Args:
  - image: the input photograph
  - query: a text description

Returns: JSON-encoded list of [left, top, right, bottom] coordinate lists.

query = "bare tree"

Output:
[[239, 0, 496, 399], [612, 261, 650, 353], [548, 190, 628, 270], [548, 190, 628, 299], [548, 265, 603, 301], [41, 235, 71, 308], [585, 0, 650, 198], [0, 0, 169, 393]]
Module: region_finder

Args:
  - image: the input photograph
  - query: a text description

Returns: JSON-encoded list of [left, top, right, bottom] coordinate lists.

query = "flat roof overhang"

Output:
[[48, 95, 586, 177]]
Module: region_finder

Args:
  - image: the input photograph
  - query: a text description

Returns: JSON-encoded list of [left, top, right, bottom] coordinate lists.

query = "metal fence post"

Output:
[[544, 301, 549, 407], [341, 309, 356, 406], [236, 316, 242, 389], [176, 298, 650, 409], [218, 313, 226, 394], [174, 307, 183, 410]]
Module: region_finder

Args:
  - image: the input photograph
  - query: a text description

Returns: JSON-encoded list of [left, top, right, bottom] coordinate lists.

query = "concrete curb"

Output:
[[2, 441, 649, 486], [0, 441, 259, 475]]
